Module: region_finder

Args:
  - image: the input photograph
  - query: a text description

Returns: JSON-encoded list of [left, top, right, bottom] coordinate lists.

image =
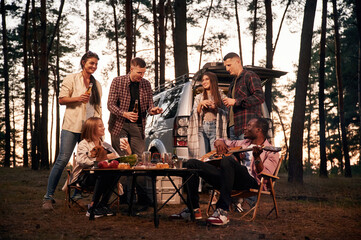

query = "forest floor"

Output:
[[0, 167, 361, 240]]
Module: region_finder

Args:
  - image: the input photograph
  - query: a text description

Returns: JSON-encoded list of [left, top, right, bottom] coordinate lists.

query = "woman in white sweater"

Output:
[[73, 117, 131, 218]]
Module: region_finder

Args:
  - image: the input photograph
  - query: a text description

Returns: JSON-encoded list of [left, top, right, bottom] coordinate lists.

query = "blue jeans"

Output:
[[44, 130, 81, 200], [199, 120, 217, 156], [228, 126, 244, 140]]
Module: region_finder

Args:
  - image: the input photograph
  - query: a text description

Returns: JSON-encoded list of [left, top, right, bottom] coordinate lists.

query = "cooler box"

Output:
[[146, 176, 183, 204]]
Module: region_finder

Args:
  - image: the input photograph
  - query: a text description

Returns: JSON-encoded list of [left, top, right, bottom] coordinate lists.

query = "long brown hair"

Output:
[[81, 117, 102, 142], [80, 51, 101, 106], [202, 72, 222, 108]]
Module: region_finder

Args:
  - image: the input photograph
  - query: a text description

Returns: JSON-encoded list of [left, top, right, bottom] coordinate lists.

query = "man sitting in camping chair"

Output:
[[170, 117, 280, 225]]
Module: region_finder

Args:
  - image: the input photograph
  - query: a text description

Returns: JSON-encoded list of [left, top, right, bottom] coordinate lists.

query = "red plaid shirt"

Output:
[[227, 69, 264, 136], [107, 74, 154, 138]]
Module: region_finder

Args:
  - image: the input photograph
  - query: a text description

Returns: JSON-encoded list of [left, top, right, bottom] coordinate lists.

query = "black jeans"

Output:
[[80, 172, 120, 207], [111, 122, 152, 205], [184, 157, 258, 211]]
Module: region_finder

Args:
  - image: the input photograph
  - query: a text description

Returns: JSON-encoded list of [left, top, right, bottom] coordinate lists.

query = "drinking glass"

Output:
[[151, 152, 161, 164], [163, 152, 173, 168], [142, 151, 151, 166]]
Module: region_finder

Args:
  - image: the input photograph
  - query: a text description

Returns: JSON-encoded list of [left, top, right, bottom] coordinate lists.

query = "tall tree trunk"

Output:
[[1, 0, 11, 167], [133, 2, 140, 57], [50, 67, 56, 165], [234, 0, 243, 63], [332, 0, 351, 177], [273, 0, 291, 57], [336, 120, 343, 174], [31, 0, 41, 170], [11, 95, 16, 167], [273, 104, 289, 164], [356, 0, 361, 165], [111, 0, 120, 76], [40, 0, 49, 169], [125, 0, 132, 73], [319, 0, 328, 177], [23, 0, 31, 168], [153, 0, 159, 88], [252, 0, 258, 66], [86, 0, 89, 52], [159, 0, 166, 88], [264, 0, 273, 114], [198, 0, 213, 69], [288, 0, 317, 184], [306, 92, 312, 174], [47, 0, 64, 57], [173, 0, 188, 79], [55, 27, 60, 160]]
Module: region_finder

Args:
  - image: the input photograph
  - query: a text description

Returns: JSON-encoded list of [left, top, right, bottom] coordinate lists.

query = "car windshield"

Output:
[[160, 86, 183, 119]]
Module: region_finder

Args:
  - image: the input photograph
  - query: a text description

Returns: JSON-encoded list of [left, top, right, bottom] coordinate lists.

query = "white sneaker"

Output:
[[206, 208, 229, 225]]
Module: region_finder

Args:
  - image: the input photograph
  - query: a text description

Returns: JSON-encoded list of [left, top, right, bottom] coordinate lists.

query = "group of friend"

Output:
[[41, 51, 280, 226]]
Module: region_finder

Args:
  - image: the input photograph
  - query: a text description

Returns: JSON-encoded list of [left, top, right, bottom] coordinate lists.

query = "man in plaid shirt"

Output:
[[107, 57, 162, 208], [222, 52, 265, 140]]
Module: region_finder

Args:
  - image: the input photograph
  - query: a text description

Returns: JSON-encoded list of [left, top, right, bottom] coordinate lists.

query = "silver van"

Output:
[[145, 62, 286, 160]]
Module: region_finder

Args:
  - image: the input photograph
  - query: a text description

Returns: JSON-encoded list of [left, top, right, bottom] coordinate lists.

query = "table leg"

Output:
[[151, 175, 159, 228], [128, 175, 137, 216]]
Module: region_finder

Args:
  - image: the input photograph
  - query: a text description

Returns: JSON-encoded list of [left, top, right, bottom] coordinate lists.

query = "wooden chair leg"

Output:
[[240, 179, 264, 222], [267, 179, 279, 218]]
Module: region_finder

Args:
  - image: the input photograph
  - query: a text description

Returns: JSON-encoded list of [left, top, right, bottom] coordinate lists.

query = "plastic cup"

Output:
[[119, 136, 128, 150]]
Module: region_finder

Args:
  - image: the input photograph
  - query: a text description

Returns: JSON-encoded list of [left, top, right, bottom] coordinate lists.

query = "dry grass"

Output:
[[0, 168, 361, 240]]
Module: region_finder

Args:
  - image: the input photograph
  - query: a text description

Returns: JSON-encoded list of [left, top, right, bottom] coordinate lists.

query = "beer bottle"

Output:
[[133, 100, 139, 113], [85, 83, 93, 95]]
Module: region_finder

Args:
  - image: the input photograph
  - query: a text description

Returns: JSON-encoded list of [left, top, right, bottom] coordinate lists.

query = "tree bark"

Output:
[[306, 91, 312, 174], [133, 2, 140, 57], [264, 0, 273, 114], [288, 0, 317, 184], [319, 0, 328, 177], [31, 0, 41, 170], [198, 0, 213, 69], [356, 0, 361, 165], [125, 0, 133, 73], [234, 0, 243, 63], [111, 0, 120, 76], [1, 0, 11, 167], [153, 0, 159, 88], [174, 0, 188, 79], [23, 0, 31, 168], [159, 0, 166, 89], [47, 0, 65, 58], [55, 29, 60, 160], [273, 0, 290, 57], [50, 67, 56, 165], [40, 0, 49, 169], [11, 96, 16, 167], [273, 103, 288, 164], [332, 0, 351, 177], [86, 0, 89, 52], [252, 0, 258, 66]]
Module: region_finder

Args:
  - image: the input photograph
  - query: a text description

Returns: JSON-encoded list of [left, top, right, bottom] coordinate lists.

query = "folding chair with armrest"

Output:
[[207, 156, 283, 221]]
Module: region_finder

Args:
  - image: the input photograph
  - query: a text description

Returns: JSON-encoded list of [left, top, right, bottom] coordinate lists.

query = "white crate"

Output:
[[156, 176, 182, 204], [146, 176, 183, 204]]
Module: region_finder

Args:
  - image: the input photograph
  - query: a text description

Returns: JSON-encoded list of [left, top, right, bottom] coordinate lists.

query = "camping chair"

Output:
[[63, 154, 123, 210], [206, 156, 283, 221]]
